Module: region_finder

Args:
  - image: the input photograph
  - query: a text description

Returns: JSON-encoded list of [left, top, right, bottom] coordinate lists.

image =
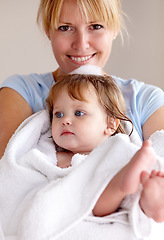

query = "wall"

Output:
[[0, 0, 163, 89], [0, 0, 56, 80], [106, 0, 164, 89]]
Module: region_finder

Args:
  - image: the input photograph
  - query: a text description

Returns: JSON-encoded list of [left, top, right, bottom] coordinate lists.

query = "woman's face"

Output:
[[48, 0, 116, 74]]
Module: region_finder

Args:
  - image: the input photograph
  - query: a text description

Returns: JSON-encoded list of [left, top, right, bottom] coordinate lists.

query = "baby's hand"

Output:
[[139, 170, 164, 222]]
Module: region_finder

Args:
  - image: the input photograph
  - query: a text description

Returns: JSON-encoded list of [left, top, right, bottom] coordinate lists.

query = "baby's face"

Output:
[[51, 85, 110, 154]]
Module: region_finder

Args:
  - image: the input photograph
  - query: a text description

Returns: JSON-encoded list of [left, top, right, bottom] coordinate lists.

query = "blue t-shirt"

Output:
[[1, 72, 164, 140]]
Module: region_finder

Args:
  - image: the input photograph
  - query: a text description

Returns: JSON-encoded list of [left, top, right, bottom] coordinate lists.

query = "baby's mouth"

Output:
[[61, 130, 74, 136]]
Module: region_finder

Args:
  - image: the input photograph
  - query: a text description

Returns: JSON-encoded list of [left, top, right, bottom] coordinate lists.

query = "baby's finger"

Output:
[[140, 171, 150, 184], [150, 169, 158, 177], [157, 171, 164, 177]]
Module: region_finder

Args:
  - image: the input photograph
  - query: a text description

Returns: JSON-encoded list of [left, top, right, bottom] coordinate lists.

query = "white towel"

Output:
[[0, 110, 164, 240]]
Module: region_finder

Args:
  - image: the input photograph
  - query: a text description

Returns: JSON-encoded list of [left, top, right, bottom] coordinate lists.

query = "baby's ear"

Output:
[[105, 116, 120, 135]]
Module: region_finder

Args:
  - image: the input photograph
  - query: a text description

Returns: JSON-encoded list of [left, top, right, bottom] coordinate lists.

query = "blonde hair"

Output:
[[37, 0, 124, 34], [46, 74, 133, 135]]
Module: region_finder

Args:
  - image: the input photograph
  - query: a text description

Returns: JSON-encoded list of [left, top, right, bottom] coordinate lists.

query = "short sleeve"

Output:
[[0, 73, 54, 113], [137, 84, 164, 126], [113, 76, 164, 140]]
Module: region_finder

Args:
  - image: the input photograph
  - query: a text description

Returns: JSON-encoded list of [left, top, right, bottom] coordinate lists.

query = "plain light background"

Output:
[[0, 0, 164, 89]]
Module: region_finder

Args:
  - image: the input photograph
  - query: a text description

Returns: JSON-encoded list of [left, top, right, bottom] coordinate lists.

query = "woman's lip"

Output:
[[67, 54, 95, 64]]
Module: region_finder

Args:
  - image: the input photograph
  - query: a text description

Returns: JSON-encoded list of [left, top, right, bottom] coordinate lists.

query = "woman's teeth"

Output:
[[70, 55, 92, 62]]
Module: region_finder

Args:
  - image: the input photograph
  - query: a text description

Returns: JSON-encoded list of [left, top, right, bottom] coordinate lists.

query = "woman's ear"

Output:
[[104, 116, 120, 136], [113, 26, 120, 40], [46, 29, 50, 40], [113, 32, 119, 40]]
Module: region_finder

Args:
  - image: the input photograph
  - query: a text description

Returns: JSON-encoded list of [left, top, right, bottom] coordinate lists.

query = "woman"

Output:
[[0, 0, 164, 221]]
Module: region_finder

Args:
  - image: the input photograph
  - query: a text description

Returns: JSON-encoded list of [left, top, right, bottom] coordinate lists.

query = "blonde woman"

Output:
[[0, 0, 164, 221]]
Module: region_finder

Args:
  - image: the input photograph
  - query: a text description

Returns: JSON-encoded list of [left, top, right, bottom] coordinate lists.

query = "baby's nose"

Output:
[[61, 116, 72, 126]]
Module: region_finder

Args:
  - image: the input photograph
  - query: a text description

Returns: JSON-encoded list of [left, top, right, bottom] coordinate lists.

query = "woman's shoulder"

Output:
[[1, 72, 54, 89], [0, 72, 55, 113], [112, 75, 148, 90], [112, 75, 164, 98]]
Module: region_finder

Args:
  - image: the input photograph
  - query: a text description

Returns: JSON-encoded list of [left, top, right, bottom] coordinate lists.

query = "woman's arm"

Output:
[[142, 105, 164, 140], [140, 105, 164, 222], [0, 87, 33, 158]]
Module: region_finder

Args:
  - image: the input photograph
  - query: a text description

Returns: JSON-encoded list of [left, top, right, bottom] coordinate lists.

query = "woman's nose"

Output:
[[72, 31, 89, 51]]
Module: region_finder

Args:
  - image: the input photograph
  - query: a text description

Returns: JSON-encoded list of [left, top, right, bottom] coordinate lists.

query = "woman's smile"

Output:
[[67, 54, 95, 64]]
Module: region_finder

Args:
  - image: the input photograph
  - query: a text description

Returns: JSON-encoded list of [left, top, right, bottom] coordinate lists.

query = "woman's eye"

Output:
[[55, 112, 64, 118], [75, 111, 85, 117], [58, 25, 71, 32], [89, 24, 103, 30]]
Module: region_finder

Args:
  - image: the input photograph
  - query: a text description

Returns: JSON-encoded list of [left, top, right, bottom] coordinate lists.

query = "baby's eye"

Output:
[[89, 24, 104, 30], [58, 25, 71, 32], [75, 111, 85, 117], [55, 112, 64, 118]]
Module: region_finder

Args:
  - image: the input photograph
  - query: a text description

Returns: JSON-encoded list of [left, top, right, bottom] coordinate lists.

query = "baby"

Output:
[[46, 73, 158, 217]]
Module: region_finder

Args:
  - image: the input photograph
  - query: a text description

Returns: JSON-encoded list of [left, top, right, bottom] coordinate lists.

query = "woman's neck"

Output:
[[52, 68, 59, 82]]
